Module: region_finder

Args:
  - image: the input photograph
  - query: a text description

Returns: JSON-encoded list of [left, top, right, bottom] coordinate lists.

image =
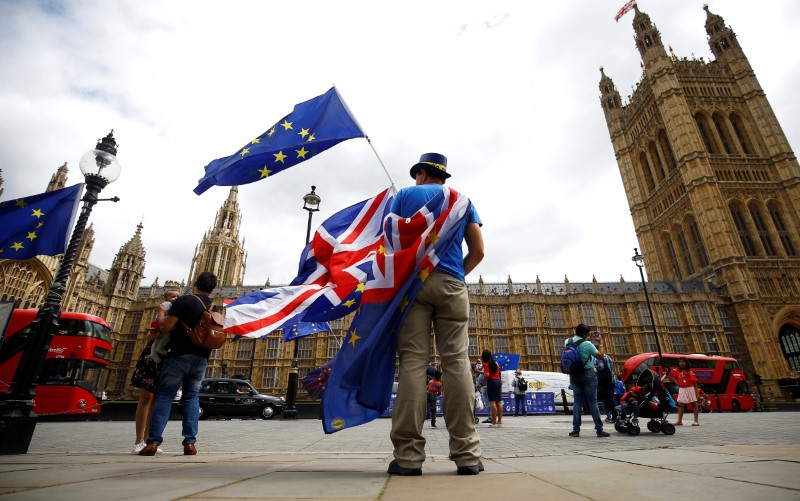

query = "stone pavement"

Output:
[[0, 412, 798, 500]]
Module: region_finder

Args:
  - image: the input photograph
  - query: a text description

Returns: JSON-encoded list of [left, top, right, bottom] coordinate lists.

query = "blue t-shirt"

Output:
[[390, 184, 482, 281]]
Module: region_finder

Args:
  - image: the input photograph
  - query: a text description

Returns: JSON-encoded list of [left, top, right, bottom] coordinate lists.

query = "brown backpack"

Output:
[[180, 295, 226, 350]]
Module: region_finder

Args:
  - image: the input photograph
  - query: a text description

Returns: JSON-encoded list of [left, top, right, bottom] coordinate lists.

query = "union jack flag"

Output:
[[615, 0, 636, 22], [322, 187, 474, 433], [223, 187, 395, 341]]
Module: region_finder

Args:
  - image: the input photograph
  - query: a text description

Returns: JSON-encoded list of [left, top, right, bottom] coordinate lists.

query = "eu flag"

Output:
[[194, 87, 364, 195], [494, 353, 520, 371], [0, 184, 83, 260]]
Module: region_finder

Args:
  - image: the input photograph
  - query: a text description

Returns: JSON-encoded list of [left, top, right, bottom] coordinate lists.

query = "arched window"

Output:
[[729, 113, 755, 155], [767, 202, 797, 256], [686, 216, 710, 267], [712, 113, 735, 154], [663, 232, 681, 279], [695, 113, 719, 154], [648, 141, 666, 180], [658, 130, 677, 172], [779, 324, 800, 373], [748, 203, 777, 256], [640, 152, 655, 192], [675, 225, 695, 275], [729, 202, 757, 256]]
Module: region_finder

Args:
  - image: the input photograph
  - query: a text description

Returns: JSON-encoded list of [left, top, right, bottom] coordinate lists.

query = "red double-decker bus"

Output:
[[0, 309, 113, 417], [621, 352, 755, 412]]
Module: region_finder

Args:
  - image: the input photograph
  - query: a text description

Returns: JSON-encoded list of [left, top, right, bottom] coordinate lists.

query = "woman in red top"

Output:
[[668, 357, 700, 426], [481, 350, 503, 427]]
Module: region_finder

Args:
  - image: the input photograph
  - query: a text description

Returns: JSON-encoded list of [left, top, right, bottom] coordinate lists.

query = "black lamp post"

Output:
[[283, 186, 320, 420], [632, 248, 663, 364], [0, 131, 121, 454], [542, 316, 555, 372]]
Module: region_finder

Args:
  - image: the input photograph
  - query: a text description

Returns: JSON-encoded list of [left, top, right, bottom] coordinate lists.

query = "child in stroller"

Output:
[[614, 368, 676, 435]]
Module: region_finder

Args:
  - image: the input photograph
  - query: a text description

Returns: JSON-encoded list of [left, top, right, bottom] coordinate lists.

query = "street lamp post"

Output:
[[0, 131, 121, 454], [542, 316, 555, 371], [283, 186, 320, 420], [632, 248, 663, 364]]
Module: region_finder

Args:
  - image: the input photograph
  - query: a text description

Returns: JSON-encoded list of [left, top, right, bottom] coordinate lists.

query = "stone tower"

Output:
[[187, 186, 247, 287], [599, 5, 800, 397], [46, 162, 69, 192], [102, 223, 146, 331]]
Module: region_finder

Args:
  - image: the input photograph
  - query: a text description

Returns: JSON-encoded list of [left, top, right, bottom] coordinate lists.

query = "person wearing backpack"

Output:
[[595, 350, 617, 423], [140, 271, 219, 457], [512, 370, 527, 416], [564, 324, 610, 438]]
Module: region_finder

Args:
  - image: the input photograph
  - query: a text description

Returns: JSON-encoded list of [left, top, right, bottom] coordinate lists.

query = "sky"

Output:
[[1, 0, 799, 288]]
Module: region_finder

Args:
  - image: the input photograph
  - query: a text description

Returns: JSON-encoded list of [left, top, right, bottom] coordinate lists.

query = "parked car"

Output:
[[192, 378, 284, 420]]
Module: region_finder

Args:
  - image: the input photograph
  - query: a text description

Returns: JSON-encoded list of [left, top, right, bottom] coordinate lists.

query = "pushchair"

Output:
[[614, 368, 676, 436]]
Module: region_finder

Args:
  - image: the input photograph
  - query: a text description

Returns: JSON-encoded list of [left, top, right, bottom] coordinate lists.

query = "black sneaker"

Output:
[[431, 423, 437, 428], [568, 431, 580, 437], [481, 419, 492, 423], [597, 431, 611, 437], [457, 460, 484, 475], [387, 459, 422, 476]]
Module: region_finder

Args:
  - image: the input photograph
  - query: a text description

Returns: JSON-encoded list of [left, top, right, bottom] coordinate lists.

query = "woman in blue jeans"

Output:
[[566, 324, 610, 438]]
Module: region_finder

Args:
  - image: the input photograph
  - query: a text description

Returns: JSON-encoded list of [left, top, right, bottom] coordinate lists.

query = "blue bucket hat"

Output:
[[409, 152, 451, 180]]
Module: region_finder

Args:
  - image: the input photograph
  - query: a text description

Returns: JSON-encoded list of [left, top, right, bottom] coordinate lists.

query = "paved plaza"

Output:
[[0, 411, 798, 500]]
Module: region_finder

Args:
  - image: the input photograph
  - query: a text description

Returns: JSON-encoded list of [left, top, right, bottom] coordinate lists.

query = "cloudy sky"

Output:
[[1, 0, 798, 288]]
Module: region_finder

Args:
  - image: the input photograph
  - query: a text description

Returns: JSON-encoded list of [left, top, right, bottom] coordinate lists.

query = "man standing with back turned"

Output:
[[387, 153, 485, 476], [140, 271, 218, 456]]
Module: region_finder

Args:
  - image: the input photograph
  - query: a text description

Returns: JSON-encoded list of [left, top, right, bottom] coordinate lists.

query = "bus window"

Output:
[[735, 381, 751, 395], [88, 321, 112, 343]]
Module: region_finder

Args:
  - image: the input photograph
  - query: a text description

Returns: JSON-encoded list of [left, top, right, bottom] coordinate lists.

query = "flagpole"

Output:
[[332, 85, 397, 192]]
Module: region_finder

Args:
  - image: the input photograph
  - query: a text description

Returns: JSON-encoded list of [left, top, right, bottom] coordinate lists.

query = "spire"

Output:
[[599, 66, 623, 117], [631, 3, 667, 66], [47, 162, 69, 192], [704, 4, 741, 60]]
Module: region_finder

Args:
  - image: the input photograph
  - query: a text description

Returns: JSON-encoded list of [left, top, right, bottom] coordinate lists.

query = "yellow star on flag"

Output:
[[343, 299, 355, 308], [31, 208, 45, 219], [240, 147, 250, 158], [296, 147, 308, 159], [306, 133, 315, 142], [26, 231, 37, 241], [259, 166, 272, 178], [348, 330, 361, 347], [281, 120, 293, 130], [251, 138, 260, 144], [274, 151, 287, 163], [36, 221, 44, 228], [298, 128, 310, 138], [356, 283, 366, 292], [418, 268, 430, 281], [267, 127, 276, 136], [11, 242, 24, 251], [15, 199, 27, 208], [426, 230, 440, 245], [378, 245, 387, 254]]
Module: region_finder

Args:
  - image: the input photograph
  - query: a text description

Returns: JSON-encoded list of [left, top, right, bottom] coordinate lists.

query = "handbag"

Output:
[[474, 390, 485, 411]]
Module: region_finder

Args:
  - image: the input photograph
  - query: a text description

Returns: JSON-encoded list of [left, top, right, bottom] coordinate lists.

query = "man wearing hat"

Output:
[[387, 153, 485, 476], [512, 370, 528, 416]]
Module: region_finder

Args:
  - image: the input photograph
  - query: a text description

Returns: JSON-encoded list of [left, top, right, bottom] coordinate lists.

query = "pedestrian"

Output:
[[481, 349, 503, 427], [668, 356, 700, 426], [387, 152, 485, 477], [512, 370, 527, 416], [149, 289, 179, 363], [475, 373, 491, 423], [426, 370, 443, 428], [595, 348, 617, 423], [139, 271, 219, 456], [129, 324, 162, 454], [613, 376, 626, 407], [619, 384, 646, 421], [566, 324, 610, 437]]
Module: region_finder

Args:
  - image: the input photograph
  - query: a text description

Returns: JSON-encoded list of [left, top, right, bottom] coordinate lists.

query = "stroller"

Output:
[[614, 368, 676, 436]]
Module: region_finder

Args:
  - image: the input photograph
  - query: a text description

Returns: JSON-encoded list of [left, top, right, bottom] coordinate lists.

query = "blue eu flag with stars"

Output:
[[0, 184, 83, 260], [194, 87, 364, 195]]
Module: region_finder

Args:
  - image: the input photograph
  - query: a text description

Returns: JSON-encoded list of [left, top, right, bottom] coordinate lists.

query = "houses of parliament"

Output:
[[1, 5, 799, 403]]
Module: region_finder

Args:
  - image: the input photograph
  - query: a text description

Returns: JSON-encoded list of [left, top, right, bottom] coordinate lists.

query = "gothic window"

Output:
[[644, 36, 652, 47], [658, 130, 677, 172], [579, 304, 595, 326], [327, 337, 339, 359], [748, 203, 777, 256], [468, 306, 477, 329], [729, 113, 755, 155], [700, 332, 720, 354], [236, 338, 254, 360], [779, 324, 800, 373], [468, 335, 479, 357], [490, 307, 506, 329], [493, 337, 509, 353], [548, 307, 565, 328], [663, 233, 681, 279], [730, 203, 757, 256], [266, 335, 282, 359], [686, 216, 710, 268], [712, 113, 734, 154], [717, 307, 732, 327], [695, 114, 719, 154], [768, 202, 797, 256], [692, 304, 712, 325], [636, 305, 652, 326], [725, 334, 740, 355], [642, 333, 658, 352], [607, 307, 623, 327], [649, 141, 666, 180], [524, 335, 541, 355], [612, 335, 630, 357], [720, 38, 730, 50], [261, 367, 279, 389], [521, 304, 537, 328], [120, 273, 129, 292], [640, 152, 655, 192], [664, 306, 680, 327], [676, 227, 695, 275], [297, 338, 314, 359], [670, 334, 687, 353]]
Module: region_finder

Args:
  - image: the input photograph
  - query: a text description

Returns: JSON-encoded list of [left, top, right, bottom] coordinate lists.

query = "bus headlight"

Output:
[[78, 399, 86, 409]]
